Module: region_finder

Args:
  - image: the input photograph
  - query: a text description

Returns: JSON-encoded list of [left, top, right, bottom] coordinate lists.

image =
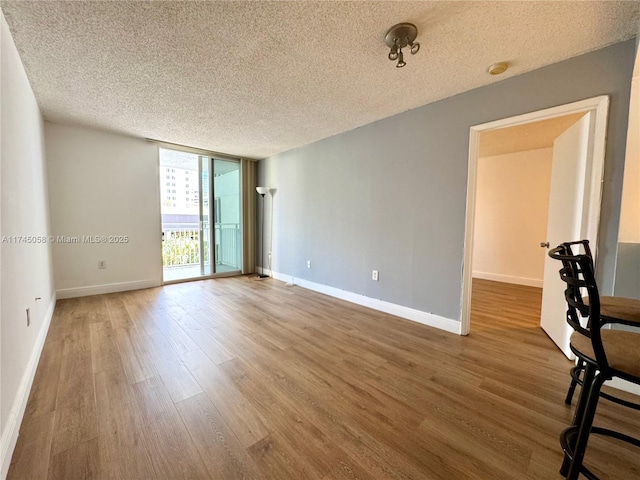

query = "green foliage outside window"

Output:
[[162, 230, 200, 267]]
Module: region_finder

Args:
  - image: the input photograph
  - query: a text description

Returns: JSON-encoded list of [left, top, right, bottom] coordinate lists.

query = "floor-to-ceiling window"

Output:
[[159, 148, 242, 282], [213, 158, 242, 273]]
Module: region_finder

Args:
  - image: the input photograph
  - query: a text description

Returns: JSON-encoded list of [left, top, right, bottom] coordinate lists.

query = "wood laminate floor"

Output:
[[8, 277, 640, 479]]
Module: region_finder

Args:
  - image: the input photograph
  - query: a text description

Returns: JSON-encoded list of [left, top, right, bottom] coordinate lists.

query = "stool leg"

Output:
[[565, 358, 584, 405], [571, 363, 595, 427], [560, 362, 596, 477], [566, 372, 605, 480], [560, 446, 571, 477]]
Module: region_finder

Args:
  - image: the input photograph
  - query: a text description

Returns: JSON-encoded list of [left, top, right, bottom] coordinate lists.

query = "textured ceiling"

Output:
[[2, 1, 639, 159], [479, 113, 585, 157]]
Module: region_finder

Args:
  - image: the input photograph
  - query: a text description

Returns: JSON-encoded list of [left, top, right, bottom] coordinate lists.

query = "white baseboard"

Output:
[[607, 378, 640, 397], [56, 279, 160, 299], [472, 271, 543, 288], [271, 271, 461, 335], [1, 293, 57, 480]]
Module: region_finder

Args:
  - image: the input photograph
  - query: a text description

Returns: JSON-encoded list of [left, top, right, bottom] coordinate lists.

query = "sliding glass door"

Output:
[[213, 159, 241, 273], [159, 148, 241, 282]]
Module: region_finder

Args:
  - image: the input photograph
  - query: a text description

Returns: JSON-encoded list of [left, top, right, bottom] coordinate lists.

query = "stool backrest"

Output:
[[548, 241, 608, 370]]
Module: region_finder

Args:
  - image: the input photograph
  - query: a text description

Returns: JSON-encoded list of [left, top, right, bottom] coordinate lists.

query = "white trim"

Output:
[[148, 139, 252, 162], [271, 271, 462, 335], [584, 102, 608, 256], [56, 279, 160, 299], [472, 271, 543, 288], [155, 144, 165, 285], [1, 294, 57, 480], [162, 270, 241, 285], [469, 96, 609, 131], [461, 96, 610, 336], [607, 378, 640, 397]]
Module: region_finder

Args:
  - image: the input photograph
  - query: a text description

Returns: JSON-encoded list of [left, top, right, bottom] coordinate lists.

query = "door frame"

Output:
[[460, 96, 609, 335], [197, 154, 214, 277]]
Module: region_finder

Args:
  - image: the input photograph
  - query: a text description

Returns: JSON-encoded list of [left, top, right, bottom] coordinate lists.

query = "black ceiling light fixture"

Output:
[[384, 23, 420, 68]]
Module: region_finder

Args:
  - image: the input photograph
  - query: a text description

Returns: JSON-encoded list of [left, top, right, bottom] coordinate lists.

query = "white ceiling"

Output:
[[2, 1, 639, 159]]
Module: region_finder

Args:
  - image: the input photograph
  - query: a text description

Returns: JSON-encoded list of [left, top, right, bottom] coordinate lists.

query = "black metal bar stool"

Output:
[[558, 241, 640, 407], [549, 241, 640, 480]]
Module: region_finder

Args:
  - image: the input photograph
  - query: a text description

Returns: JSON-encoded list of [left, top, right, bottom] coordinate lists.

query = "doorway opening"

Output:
[[461, 97, 609, 359], [159, 148, 242, 283]]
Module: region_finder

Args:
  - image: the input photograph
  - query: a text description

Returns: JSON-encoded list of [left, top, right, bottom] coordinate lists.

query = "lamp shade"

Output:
[[256, 186, 269, 195]]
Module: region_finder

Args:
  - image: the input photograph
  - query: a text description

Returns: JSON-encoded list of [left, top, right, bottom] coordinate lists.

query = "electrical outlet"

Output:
[[372, 270, 379, 281], [26, 307, 31, 327], [307, 260, 311, 269], [98, 260, 106, 269]]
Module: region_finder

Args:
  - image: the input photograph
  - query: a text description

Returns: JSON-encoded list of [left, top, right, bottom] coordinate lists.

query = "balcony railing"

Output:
[[162, 223, 240, 270], [162, 226, 201, 267], [215, 223, 241, 269]]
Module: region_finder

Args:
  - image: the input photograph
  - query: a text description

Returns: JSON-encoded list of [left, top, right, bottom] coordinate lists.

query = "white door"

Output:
[[540, 112, 597, 358]]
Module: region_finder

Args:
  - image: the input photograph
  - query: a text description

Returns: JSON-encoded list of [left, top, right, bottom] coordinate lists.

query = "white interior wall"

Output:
[[618, 52, 640, 243], [45, 123, 162, 297], [0, 13, 56, 478], [472, 148, 553, 287], [614, 32, 640, 299]]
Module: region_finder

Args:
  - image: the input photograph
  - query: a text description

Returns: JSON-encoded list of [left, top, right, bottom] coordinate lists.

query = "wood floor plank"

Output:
[[7, 411, 55, 480], [47, 437, 100, 480], [149, 311, 200, 355], [322, 461, 378, 480], [176, 392, 265, 480], [222, 355, 435, 480], [89, 321, 121, 374], [8, 277, 640, 480], [42, 299, 75, 344], [133, 333, 203, 403], [51, 312, 97, 456], [50, 398, 97, 456], [181, 348, 269, 448], [247, 433, 325, 479], [142, 403, 212, 479], [123, 299, 158, 337], [128, 375, 175, 426], [219, 357, 355, 480], [525, 448, 566, 479], [111, 326, 156, 384], [82, 295, 110, 324], [23, 339, 63, 419], [94, 365, 157, 479], [175, 313, 236, 364], [418, 395, 533, 478], [105, 294, 135, 331]]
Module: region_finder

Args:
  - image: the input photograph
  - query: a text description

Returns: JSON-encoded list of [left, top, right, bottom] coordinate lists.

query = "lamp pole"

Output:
[[256, 188, 269, 278]]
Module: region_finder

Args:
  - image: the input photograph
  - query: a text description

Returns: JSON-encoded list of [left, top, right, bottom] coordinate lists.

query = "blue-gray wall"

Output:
[[259, 40, 635, 322], [615, 243, 640, 299]]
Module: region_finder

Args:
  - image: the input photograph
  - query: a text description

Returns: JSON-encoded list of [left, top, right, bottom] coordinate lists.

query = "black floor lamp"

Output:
[[256, 187, 269, 278]]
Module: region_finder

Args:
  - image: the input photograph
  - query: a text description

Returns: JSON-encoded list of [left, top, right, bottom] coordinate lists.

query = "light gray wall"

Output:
[[615, 243, 640, 299], [259, 39, 635, 322]]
